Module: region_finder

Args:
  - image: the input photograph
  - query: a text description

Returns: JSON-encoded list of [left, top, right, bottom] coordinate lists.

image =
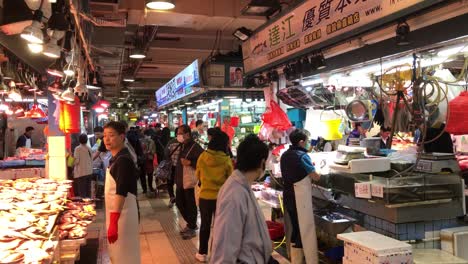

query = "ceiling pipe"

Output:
[[132, 25, 158, 78], [69, 0, 95, 71]]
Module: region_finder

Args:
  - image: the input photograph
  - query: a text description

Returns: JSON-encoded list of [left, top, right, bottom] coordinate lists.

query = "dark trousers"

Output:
[[285, 201, 302, 248], [175, 187, 198, 229], [74, 175, 91, 198], [139, 168, 155, 192], [198, 198, 217, 254], [167, 166, 176, 198]]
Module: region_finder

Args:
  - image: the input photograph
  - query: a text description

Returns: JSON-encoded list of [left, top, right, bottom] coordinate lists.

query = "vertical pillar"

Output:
[[182, 107, 188, 125]]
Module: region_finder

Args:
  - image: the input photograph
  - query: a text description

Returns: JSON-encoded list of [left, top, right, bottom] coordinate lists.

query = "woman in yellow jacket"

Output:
[[195, 131, 233, 263]]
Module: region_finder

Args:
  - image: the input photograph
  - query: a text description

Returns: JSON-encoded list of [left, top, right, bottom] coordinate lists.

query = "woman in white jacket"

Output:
[[210, 135, 277, 264], [73, 134, 93, 197]]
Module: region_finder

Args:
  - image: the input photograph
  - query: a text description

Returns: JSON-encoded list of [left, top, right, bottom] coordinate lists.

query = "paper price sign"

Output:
[[354, 182, 371, 199], [371, 184, 384, 198]]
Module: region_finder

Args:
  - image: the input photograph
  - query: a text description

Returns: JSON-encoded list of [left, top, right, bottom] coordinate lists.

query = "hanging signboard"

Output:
[[242, 0, 443, 75], [155, 59, 200, 107]]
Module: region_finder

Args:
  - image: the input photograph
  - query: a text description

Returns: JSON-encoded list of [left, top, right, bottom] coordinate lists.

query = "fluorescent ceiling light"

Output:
[[123, 76, 135, 82], [86, 84, 101, 90], [129, 48, 146, 59], [437, 45, 467, 57], [224, 96, 238, 99], [28, 43, 43, 53], [146, 0, 175, 10]]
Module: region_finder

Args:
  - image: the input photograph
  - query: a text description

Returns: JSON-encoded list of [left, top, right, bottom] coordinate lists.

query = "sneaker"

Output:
[[182, 229, 196, 240], [179, 226, 191, 234], [195, 253, 207, 263]]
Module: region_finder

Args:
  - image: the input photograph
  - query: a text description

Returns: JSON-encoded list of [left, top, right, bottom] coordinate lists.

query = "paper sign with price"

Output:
[[371, 184, 384, 198], [354, 182, 371, 199]]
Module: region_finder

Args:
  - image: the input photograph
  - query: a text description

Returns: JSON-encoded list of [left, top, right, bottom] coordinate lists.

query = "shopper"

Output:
[[207, 127, 222, 142], [192, 120, 207, 146], [374, 127, 391, 149], [141, 129, 156, 193], [210, 134, 274, 263], [120, 121, 138, 165], [154, 127, 170, 164], [280, 129, 320, 263], [174, 124, 204, 240], [91, 126, 104, 152], [16, 126, 34, 149], [195, 131, 233, 262], [165, 127, 181, 207], [103, 121, 140, 264], [346, 122, 366, 145], [73, 134, 93, 198]]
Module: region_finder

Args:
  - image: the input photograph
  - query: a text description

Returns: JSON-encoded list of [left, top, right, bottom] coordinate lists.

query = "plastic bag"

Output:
[[446, 91, 468, 135], [261, 100, 292, 131]]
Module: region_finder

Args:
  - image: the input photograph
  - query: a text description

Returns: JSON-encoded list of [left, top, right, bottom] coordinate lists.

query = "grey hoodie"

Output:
[[210, 170, 272, 264]]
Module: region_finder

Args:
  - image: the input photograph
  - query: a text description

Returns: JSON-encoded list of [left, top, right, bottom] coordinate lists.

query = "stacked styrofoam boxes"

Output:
[[338, 231, 413, 264]]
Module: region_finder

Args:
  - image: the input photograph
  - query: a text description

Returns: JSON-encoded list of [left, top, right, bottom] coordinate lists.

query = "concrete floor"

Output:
[[85, 188, 290, 264]]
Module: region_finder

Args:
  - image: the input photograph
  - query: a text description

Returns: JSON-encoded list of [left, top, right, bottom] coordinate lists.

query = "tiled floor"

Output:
[[92, 189, 290, 264]]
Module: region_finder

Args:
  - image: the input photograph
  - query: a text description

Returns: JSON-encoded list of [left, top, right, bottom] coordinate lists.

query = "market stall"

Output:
[[242, 0, 468, 262]]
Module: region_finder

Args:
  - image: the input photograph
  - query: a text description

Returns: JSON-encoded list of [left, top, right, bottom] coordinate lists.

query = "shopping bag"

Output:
[[261, 100, 292, 131], [182, 143, 197, 189], [154, 160, 172, 181], [183, 165, 197, 189]]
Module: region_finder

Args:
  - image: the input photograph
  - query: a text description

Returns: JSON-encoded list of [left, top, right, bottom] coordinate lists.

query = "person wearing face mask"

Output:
[[280, 129, 320, 264], [210, 135, 279, 264], [174, 125, 204, 240]]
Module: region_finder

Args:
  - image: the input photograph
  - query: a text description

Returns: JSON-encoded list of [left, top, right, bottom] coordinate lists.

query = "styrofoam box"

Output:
[[441, 226, 468, 254], [338, 231, 412, 255]]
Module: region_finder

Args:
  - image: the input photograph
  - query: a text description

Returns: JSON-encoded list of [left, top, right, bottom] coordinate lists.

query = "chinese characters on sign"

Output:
[[269, 15, 296, 47], [243, 0, 428, 74]]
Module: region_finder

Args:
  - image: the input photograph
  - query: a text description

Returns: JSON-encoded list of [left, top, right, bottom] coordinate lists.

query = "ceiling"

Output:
[[88, 0, 268, 108]]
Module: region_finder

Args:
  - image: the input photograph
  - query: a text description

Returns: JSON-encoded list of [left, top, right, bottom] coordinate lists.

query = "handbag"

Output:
[[182, 143, 198, 189], [154, 143, 181, 181]]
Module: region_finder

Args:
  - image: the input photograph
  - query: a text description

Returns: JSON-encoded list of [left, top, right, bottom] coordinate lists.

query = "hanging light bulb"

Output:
[[61, 87, 75, 103], [43, 30, 64, 58], [8, 81, 22, 101], [47, 60, 64, 78], [48, 77, 62, 93], [20, 10, 44, 44], [0, 77, 8, 95], [61, 79, 76, 103], [63, 63, 75, 76], [28, 43, 43, 54]]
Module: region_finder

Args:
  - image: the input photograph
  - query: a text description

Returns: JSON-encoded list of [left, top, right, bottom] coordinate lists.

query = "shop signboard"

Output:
[[242, 0, 443, 74], [155, 59, 200, 107]]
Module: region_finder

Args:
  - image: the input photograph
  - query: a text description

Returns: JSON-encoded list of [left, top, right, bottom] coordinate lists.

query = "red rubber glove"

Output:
[[107, 212, 120, 244]]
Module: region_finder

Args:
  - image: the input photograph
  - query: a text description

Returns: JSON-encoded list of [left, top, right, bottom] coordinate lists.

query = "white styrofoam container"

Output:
[[441, 226, 468, 254], [330, 157, 391, 173], [339, 231, 412, 255]]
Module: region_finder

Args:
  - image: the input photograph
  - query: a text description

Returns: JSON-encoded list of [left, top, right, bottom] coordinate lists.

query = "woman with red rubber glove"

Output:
[[103, 121, 140, 263]]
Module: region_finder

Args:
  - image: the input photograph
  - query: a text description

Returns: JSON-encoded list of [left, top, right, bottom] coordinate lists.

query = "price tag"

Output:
[[371, 184, 384, 198], [354, 182, 371, 199]]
